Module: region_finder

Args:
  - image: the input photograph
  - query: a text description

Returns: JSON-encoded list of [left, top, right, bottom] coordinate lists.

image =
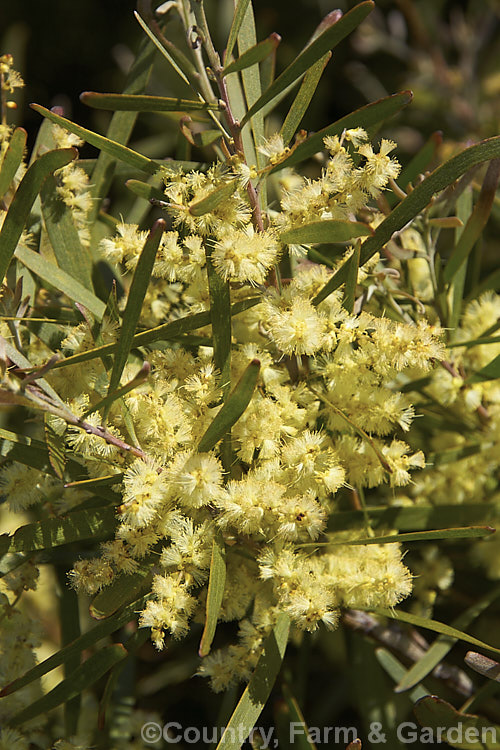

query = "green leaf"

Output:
[[6, 508, 116, 554], [274, 91, 413, 172], [300, 526, 495, 548], [41, 174, 94, 291], [125, 178, 166, 203], [241, 2, 374, 127], [88, 37, 156, 224], [55, 565, 81, 735], [134, 11, 192, 88], [395, 584, 500, 693], [0, 147, 77, 281], [225, 71, 257, 169], [85, 364, 150, 418], [80, 92, 222, 111], [50, 296, 261, 370], [275, 683, 318, 750], [0, 596, 149, 698], [15, 244, 105, 320], [223, 34, 281, 76], [198, 359, 260, 453], [225, 0, 251, 63], [31, 104, 161, 176], [237, 2, 265, 175], [280, 53, 331, 147], [0, 426, 54, 474], [280, 220, 372, 246], [329, 503, 500, 532], [10, 645, 127, 727], [0, 127, 27, 201], [199, 534, 226, 657], [44, 414, 66, 480], [313, 135, 500, 305], [205, 249, 232, 402], [90, 568, 153, 620], [443, 158, 500, 283], [1, 337, 64, 405], [467, 352, 500, 383], [343, 241, 361, 313], [107, 219, 165, 396], [376, 608, 500, 658], [413, 696, 500, 749], [189, 180, 238, 216], [215, 614, 290, 750], [450, 335, 500, 349], [447, 188, 472, 331], [375, 648, 429, 703], [426, 443, 483, 467]]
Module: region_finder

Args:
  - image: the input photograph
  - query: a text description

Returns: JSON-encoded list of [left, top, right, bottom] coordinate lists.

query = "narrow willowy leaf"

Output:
[[241, 2, 374, 126], [237, 2, 265, 176], [343, 241, 361, 313], [89, 36, 156, 223], [277, 684, 318, 750], [107, 219, 165, 397], [447, 187, 472, 331], [0, 596, 149, 697], [443, 158, 500, 283], [85, 363, 150, 417], [467, 352, 500, 383], [224, 0, 251, 64], [375, 649, 429, 703], [215, 614, 290, 750], [55, 566, 81, 735], [328, 503, 500, 533], [31, 105, 161, 176], [205, 254, 231, 411], [41, 174, 94, 291], [134, 12, 191, 87], [0, 147, 76, 281], [376, 608, 500, 658], [6, 508, 116, 554], [81, 92, 222, 111], [298, 526, 495, 548], [225, 78, 257, 174], [273, 91, 413, 172], [189, 180, 238, 216], [0, 426, 54, 474], [223, 34, 281, 76], [395, 584, 500, 693], [426, 443, 483, 466], [313, 135, 500, 305], [1, 337, 64, 404], [280, 53, 331, 147], [414, 696, 500, 749], [280, 220, 372, 245], [15, 245, 105, 320], [10, 645, 127, 727], [199, 534, 226, 657], [50, 297, 261, 370], [197, 359, 260, 453], [44, 413, 66, 479], [125, 178, 166, 203], [0, 127, 27, 200], [90, 568, 153, 620]]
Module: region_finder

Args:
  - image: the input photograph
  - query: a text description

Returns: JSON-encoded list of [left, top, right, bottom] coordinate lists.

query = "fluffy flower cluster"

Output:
[[1, 119, 447, 700]]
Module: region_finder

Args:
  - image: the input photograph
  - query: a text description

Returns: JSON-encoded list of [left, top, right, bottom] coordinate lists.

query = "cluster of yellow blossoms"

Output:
[[33, 127, 446, 692]]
